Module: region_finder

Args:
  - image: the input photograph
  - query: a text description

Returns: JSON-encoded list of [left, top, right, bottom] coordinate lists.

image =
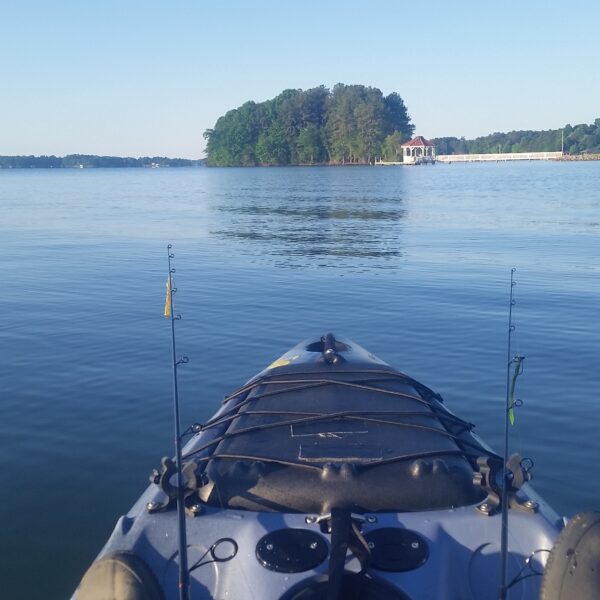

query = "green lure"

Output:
[[508, 356, 525, 425]]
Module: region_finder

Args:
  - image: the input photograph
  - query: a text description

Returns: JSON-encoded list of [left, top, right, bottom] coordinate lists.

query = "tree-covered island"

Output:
[[203, 84, 414, 166], [205, 84, 600, 165]]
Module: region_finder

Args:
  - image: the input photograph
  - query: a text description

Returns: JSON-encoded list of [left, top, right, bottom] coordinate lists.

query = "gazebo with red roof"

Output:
[[401, 136, 436, 164]]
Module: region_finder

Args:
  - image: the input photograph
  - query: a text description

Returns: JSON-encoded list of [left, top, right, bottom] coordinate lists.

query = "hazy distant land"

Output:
[[0, 155, 203, 169]]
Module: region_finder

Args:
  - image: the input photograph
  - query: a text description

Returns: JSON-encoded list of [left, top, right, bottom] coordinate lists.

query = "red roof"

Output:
[[401, 136, 435, 147]]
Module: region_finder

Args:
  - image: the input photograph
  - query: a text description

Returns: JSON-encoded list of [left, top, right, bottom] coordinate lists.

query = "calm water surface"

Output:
[[1, 163, 599, 598]]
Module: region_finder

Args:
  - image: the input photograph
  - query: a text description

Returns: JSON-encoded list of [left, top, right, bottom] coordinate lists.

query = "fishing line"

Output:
[[506, 549, 551, 589]]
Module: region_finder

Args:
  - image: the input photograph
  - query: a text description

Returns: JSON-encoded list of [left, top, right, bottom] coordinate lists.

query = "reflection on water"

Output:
[[2, 162, 600, 599], [212, 192, 407, 266]]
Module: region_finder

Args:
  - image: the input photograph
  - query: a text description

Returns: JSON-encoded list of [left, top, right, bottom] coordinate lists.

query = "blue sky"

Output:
[[2, 0, 598, 158]]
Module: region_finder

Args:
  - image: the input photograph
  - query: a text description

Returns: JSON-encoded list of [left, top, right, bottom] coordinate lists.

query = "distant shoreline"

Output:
[[2, 153, 598, 170], [0, 165, 204, 169], [0, 155, 203, 169]]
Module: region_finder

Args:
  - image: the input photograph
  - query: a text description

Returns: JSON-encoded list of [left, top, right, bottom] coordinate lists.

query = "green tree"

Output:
[[352, 89, 385, 162], [382, 132, 405, 161], [296, 125, 325, 163], [325, 84, 393, 163], [204, 101, 261, 166], [299, 86, 329, 128], [383, 92, 414, 139], [256, 124, 290, 165]]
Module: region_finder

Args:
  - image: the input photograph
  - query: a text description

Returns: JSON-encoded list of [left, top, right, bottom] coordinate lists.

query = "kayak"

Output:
[[75, 334, 599, 600]]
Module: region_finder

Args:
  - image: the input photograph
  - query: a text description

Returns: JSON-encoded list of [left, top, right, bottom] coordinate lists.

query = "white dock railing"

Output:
[[436, 151, 563, 163]]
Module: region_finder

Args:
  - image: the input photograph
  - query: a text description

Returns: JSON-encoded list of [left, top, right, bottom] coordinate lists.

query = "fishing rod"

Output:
[[498, 268, 525, 600], [165, 244, 190, 600]]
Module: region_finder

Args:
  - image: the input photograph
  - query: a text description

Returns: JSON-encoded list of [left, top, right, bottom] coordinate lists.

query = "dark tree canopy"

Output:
[[204, 84, 415, 166]]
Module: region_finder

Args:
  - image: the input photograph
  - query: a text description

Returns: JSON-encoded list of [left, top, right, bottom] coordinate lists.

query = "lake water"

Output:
[[1, 162, 599, 598]]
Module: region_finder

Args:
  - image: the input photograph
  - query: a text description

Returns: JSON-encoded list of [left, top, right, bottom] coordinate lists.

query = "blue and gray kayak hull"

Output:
[[75, 334, 597, 600]]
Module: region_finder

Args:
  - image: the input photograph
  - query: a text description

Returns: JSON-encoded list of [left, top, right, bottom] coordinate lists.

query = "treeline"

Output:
[[0, 155, 202, 169], [433, 118, 600, 155], [203, 84, 414, 166]]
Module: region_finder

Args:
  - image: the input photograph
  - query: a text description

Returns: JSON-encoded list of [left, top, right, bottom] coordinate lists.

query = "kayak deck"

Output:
[[75, 334, 563, 600], [193, 366, 486, 512]]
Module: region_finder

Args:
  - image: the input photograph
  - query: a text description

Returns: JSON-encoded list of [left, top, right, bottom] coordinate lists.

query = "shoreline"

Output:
[[553, 153, 600, 161], [2, 155, 599, 170]]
